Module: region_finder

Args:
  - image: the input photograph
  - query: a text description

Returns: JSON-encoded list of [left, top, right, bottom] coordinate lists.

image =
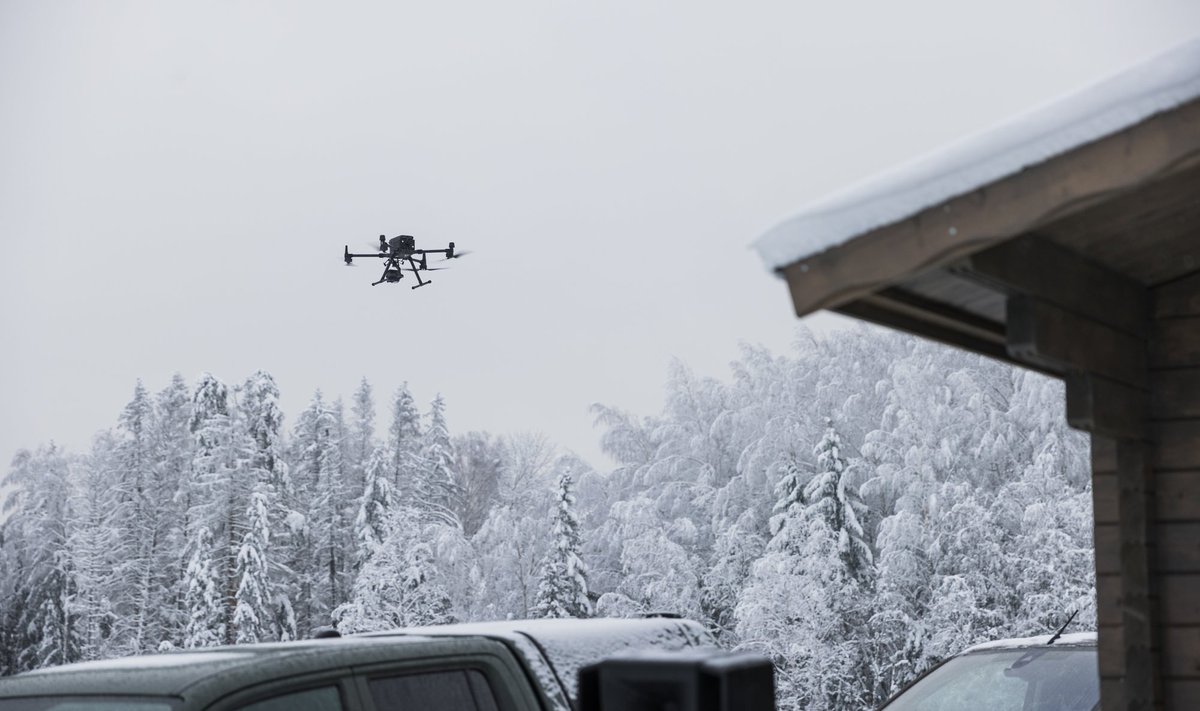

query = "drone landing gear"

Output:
[[372, 257, 405, 286], [406, 256, 431, 290]]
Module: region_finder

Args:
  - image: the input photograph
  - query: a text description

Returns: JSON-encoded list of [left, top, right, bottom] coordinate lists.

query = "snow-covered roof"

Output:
[[753, 39, 1200, 272], [963, 631, 1097, 653]]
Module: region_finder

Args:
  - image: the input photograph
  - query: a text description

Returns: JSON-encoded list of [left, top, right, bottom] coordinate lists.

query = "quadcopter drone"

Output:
[[343, 235, 468, 288]]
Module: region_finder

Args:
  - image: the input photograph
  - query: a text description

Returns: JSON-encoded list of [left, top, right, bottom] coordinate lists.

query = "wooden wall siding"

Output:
[[1151, 318, 1200, 369], [1156, 273, 1200, 318], [1117, 441, 1160, 711], [1150, 271, 1200, 709], [1006, 273, 1159, 710], [1164, 679, 1200, 709]]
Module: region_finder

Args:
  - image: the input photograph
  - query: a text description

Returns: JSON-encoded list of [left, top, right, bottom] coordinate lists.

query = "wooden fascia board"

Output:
[[779, 97, 1200, 317]]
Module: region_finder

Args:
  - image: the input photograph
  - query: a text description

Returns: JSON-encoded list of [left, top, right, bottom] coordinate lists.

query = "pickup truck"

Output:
[[0, 617, 774, 711]]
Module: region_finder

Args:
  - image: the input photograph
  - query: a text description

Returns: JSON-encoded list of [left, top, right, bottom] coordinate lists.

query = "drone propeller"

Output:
[[441, 249, 472, 261]]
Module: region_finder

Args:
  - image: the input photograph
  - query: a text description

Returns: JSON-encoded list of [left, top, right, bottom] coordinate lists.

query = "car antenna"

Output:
[[1047, 609, 1078, 645]]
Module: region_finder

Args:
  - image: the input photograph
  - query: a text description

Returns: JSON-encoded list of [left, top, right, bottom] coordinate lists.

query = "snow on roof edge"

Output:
[[753, 38, 1200, 273]]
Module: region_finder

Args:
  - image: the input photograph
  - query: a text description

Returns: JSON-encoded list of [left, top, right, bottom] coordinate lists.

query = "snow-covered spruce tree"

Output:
[[805, 420, 872, 579], [232, 487, 273, 644], [347, 377, 376, 499], [735, 456, 821, 709], [152, 374, 193, 602], [334, 506, 454, 632], [188, 373, 258, 645], [418, 394, 462, 526], [182, 526, 223, 648], [71, 434, 122, 660], [769, 458, 808, 556], [319, 400, 353, 617], [532, 468, 591, 619], [241, 371, 288, 491], [353, 446, 393, 570], [284, 391, 352, 636], [111, 381, 157, 653], [238, 370, 294, 641], [386, 384, 422, 500], [1, 446, 82, 671]]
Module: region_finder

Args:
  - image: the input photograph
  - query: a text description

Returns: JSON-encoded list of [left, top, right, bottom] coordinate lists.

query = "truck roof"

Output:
[[0, 617, 714, 709], [0, 635, 476, 699]]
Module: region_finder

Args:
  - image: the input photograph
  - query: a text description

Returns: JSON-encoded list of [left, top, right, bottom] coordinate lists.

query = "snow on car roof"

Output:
[[752, 38, 1200, 273], [18, 651, 258, 672], [963, 631, 1097, 653]]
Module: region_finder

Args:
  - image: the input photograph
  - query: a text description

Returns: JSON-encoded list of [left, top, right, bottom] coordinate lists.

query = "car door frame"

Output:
[[349, 649, 542, 711], [203, 667, 364, 711]]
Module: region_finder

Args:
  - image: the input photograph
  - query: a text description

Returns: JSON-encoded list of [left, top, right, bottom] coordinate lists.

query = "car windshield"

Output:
[[0, 698, 177, 711], [882, 648, 1098, 711]]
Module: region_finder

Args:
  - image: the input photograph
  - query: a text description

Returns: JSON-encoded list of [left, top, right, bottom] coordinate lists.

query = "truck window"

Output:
[[367, 669, 497, 711], [236, 687, 342, 711]]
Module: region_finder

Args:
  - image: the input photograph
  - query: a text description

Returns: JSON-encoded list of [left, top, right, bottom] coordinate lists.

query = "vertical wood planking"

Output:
[[1151, 272, 1200, 710], [1117, 440, 1160, 710]]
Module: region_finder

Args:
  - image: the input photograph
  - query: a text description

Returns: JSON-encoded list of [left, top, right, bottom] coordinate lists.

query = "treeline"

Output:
[[0, 326, 1096, 711]]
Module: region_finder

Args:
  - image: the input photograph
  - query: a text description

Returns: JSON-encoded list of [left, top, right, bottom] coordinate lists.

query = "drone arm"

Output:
[[412, 245, 454, 258]]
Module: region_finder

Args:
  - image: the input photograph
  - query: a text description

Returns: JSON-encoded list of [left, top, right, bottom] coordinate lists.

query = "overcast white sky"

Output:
[[2, 1, 1198, 469]]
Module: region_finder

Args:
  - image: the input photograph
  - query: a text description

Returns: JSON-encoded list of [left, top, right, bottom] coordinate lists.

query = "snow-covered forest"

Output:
[[0, 326, 1096, 711]]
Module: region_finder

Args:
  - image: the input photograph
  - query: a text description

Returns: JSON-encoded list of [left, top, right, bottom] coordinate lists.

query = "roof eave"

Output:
[[777, 97, 1200, 319]]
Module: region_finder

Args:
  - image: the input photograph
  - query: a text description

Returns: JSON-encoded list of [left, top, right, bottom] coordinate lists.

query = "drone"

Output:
[[343, 235, 468, 288]]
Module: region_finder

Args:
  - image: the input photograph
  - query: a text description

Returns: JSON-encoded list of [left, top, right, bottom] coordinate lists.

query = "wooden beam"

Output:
[[833, 288, 1018, 367], [1007, 295, 1148, 387], [1116, 440, 1160, 711], [955, 235, 1148, 337], [1067, 373, 1148, 440], [779, 98, 1200, 316]]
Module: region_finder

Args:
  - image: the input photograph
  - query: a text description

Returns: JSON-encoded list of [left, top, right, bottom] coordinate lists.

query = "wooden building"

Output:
[[754, 41, 1200, 710]]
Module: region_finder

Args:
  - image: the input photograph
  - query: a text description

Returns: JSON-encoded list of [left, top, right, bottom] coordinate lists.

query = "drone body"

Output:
[[343, 235, 467, 288]]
